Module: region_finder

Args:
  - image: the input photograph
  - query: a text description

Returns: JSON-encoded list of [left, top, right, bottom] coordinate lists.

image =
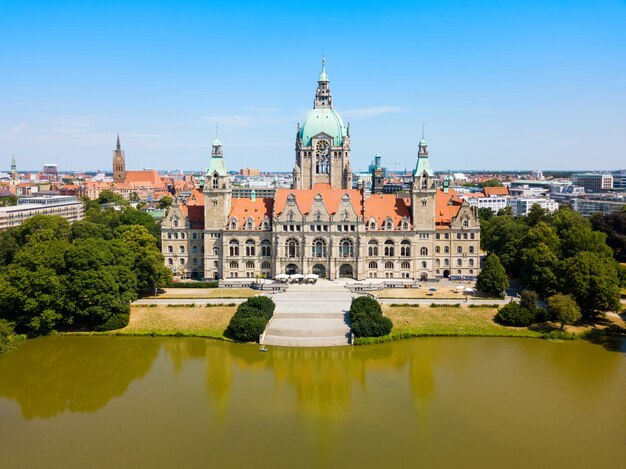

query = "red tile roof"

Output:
[[364, 194, 411, 226], [125, 170, 163, 186], [483, 186, 509, 197], [274, 184, 364, 216], [229, 197, 274, 227], [435, 188, 463, 228]]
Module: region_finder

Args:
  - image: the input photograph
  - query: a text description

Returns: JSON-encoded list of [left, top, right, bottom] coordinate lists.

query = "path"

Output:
[[262, 281, 352, 347]]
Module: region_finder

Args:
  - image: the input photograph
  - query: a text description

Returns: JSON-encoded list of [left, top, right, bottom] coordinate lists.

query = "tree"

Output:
[[159, 195, 173, 210], [478, 207, 494, 222], [548, 294, 581, 330], [480, 214, 528, 275], [349, 296, 392, 338], [520, 243, 560, 296], [0, 195, 18, 207], [479, 179, 502, 187], [17, 215, 71, 244], [560, 251, 621, 314], [495, 302, 535, 327], [97, 190, 128, 206], [476, 254, 509, 296], [590, 211, 626, 262], [520, 290, 538, 313], [525, 204, 550, 227]]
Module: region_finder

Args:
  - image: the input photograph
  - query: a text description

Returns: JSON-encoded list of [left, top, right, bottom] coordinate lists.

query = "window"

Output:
[[444, 246, 449, 254], [261, 261, 271, 270], [212, 173, 219, 189], [192, 233, 197, 240], [229, 239, 239, 256], [368, 261, 378, 269], [401, 219, 409, 230], [245, 218, 254, 230], [287, 210, 295, 222], [445, 233, 449, 240], [385, 217, 393, 230], [384, 240, 394, 257], [457, 259, 462, 266], [286, 238, 299, 257], [192, 246, 198, 254], [180, 246, 185, 253], [341, 210, 350, 222], [457, 233, 462, 240], [422, 261, 427, 268], [401, 261, 410, 270], [181, 233, 185, 240], [168, 258, 173, 265], [385, 261, 394, 269], [213, 247, 219, 255], [180, 258, 185, 265], [262, 218, 270, 230], [469, 259, 474, 267], [261, 239, 271, 256], [230, 261, 239, 269], [173, 219, 179, 228], [420, 247, 428, 256], [400, 240, 411, 257], [463, 220, 469, 228], [245, 239, 256, 256], [444, 259, 449, 266], [368, 240, 378, 256], [369, 219, 376, 230], [435, 233, 440, 240], [229, 218, 238, 230], [168, 246, 173, 253], [463, 233, 468, 240], [312, 238, 327, 257], [174, 233, 179, 239], [469, 246, 475, 254], [246, 261, 254, 269], [435, 246, 440, 254], [457, 246, 463, 254], [167, 233, 172, 239], [435, 259, 440, 267], [470, 233, 475, 240], [339, 238, 354, 258]]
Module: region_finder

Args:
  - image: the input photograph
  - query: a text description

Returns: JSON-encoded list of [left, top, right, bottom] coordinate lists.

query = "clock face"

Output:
[[316, 140, 329, 156]]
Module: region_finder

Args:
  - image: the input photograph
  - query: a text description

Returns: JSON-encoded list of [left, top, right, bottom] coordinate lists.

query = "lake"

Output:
[[0, 336, 624, 468]]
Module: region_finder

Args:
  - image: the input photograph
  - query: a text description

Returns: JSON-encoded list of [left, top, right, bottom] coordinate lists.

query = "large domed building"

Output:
[[161, 60, 481, 282]]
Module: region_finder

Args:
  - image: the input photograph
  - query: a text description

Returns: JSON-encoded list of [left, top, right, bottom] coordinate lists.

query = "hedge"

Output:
[[225, 296, 275, 342], [165, 281, 219, 288], [349, 296, 392, 338]]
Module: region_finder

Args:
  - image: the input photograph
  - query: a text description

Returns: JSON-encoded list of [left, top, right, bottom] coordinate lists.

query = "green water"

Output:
[[0, 336, 624, 469]]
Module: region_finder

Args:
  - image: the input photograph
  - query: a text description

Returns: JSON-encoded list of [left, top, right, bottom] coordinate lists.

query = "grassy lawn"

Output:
[[114, 304, 238, 339], [355, 305, 544, 344], [157, 288, 258, 299], [375, 288, 463, 299]]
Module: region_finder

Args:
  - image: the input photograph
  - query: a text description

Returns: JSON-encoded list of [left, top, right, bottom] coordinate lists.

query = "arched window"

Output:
[[245, 239, 256, 256], [368, 261, 378, 269], [444, 246, 450, 254], [385, 217, 393, 230], [420, 247, 428, 256], [385, 261, 394, 269], [470, 233, 475, 240], [369, 218, 376, 230], [260, 239, 271, 256], [229, 217, 238, 230], [180, 258, 185, 265], [469, 259, 474, 267], [445, 233, 449, 240], [287, 210, 295, 222], [368, 240, 378, 256], [457, 259, 462, 266], [463, 219, 469, 228], [384, 240, 395, 257], [230, 261, 238, 269], [435, 246, 440, 254], [192, 232, 197, 240], [229, 239, 239, 256], [174, 233, 179, 239], [179, 246, 185, 253], [469, 246, 475, 254], [168, 246, 173, 253], [168, 258, 173, 265], [457, 233, 462, 240], [286, 238, 299, 257], [400, 240, 411, 257], [444, 259, 449, 266], [213, 246, 219, 255], [463, 233, 468, 240], [341, 210, 350, 222], [167, 233, 172, 239], [261, 261, 271, 270], [401, 218, 409, 230], [435, 233, 440, 240], [173, 219, 179, 228], [312, 238, 327, 257], [246, 261, 254, 269], [192, 245, 198, 254], [314, 210, 322, 222], [435, 259, 440, 267], [401, 261, 410, 270], [181, 233, 185, 240], [339, 238, 354, 258], [457, 246, 463, 254], [262, 217, 270, 230], [245, 218, 254, 230]]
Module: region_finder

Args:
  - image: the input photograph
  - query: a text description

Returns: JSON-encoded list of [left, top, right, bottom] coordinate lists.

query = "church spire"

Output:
[[116, 133, 121, 151], [314, 56, 332, 109]]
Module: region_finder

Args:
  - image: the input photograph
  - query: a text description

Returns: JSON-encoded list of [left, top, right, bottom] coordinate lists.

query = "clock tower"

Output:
[[293, 58, 352, 190]]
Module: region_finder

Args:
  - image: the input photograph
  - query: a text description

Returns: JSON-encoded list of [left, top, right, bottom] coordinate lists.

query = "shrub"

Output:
[[0, 319, 22, 353], [349, 296, 392, 338], [390, 303, 420, 307], [225, 296, 275, 342], [533, 307, 552, 323], [495, 302, 535, 327], [430, 303, 461, 308], [94, 313, 130, 331]]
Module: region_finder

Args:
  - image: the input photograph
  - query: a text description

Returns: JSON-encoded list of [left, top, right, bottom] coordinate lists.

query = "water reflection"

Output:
[[0, 336, 159, 419]]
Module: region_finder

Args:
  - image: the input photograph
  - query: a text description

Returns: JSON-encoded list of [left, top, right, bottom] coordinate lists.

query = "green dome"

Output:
[[419, 139, 427, 146], [299, 108, 346, 147]]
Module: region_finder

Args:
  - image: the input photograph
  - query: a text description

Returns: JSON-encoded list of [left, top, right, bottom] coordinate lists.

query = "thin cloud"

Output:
[[343, 106, 404, 118], [0, 122, 27, 139]]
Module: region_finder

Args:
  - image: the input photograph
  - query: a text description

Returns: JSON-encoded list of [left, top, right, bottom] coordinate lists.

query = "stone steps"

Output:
[[263, 335, 351, 347], [272, 312, 346, 319]]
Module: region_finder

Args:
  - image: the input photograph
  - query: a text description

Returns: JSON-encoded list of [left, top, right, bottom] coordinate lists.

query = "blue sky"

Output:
[[1, 0, 625, 172]]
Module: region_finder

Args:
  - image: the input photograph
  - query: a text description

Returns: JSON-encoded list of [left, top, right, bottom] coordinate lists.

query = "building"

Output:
[[161, 60, 481, 281], [507, 197, 559, 217], [461, 186, 510, 213], [611, 170, 626, 191], [42, 164, 59, 182], [240, 168, 260, 177], [570, 194, 626, 216], [572, 173, 613, 192], [0, 195, 84, 230]]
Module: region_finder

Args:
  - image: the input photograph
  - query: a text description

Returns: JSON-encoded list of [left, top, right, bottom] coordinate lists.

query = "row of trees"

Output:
[[0, 205, 171, 335], [496, 290, 581, 330], [478, 205, 623, 315]]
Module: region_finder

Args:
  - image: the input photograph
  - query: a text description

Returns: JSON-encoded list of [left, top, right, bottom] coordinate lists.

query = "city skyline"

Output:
[[1, 1, 625, 172]]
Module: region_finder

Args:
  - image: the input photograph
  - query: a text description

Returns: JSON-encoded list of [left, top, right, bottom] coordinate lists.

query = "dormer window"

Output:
[[401, 218, 409, 230], [245, 218, 254, 230], [314, 210, 322, 222], [229, 217, 238, 230], [287, 210, 295, 222], [385, 217, 393, 230], [341, 210, 350, 222]]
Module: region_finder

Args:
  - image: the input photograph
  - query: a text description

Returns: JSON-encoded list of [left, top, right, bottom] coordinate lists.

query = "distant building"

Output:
[[0, 195, 84, 230], [508, 197, 558, 217], [240, 168, 260, 176], [371, 154, 385, 194], [570, 194, 626, 216], [461, 186, 509, 213], [611, 170, 626, 191], [572, 173, 613, 193], [42, 164, 59, 182]]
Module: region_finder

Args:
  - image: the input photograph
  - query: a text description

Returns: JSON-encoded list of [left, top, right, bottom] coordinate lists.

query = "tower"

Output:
[[112, 134, 126, 182], [203, 136, 231, 279], [371, 154, 385, 194], [293, 58, 352, 190], [9, 156, 17, 182], [411, 127, 436, 229]]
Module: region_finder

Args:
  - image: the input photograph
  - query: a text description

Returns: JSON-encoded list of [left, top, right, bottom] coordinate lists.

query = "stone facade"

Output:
[[161, 60, 481, 281]]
